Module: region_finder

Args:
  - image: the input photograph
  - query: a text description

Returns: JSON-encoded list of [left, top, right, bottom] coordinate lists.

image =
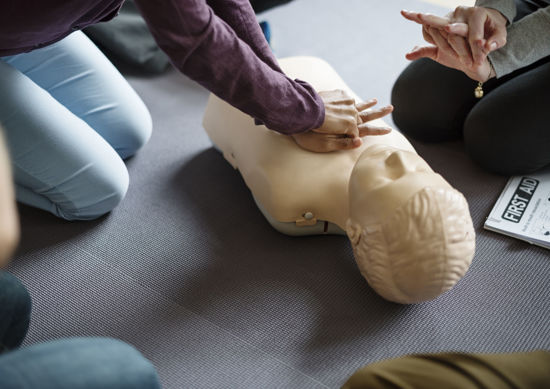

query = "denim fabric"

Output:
[[0, 273, 161, 388], [0, 31, 151, 220], [2, 0, 324, 135], [0, 272, 31, 352], [0, 337, 161, 389]]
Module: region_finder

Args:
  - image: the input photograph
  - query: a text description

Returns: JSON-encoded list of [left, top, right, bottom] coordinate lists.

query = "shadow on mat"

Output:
[[167, 147, 413, 350]]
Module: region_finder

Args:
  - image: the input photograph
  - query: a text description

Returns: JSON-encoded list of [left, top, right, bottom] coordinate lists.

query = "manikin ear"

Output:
[[345, 219, 362, 246]]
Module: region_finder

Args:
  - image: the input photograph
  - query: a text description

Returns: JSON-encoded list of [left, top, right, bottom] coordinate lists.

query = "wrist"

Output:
[[486, 7, 509, 26], [486, 57, 496, 81]]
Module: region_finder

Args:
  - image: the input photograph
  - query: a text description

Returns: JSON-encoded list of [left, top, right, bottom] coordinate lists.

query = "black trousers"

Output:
[[250, 0, 294, 13], [391, 0, 550, 175]]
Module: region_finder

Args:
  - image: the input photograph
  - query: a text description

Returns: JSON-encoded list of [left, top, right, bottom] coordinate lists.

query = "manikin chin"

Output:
[[203, 56, 475, 304]]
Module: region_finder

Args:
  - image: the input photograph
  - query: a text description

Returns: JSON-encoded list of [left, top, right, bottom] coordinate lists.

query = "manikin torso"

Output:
[[202, 57, 475, 303], [203, 57, 419, 234]]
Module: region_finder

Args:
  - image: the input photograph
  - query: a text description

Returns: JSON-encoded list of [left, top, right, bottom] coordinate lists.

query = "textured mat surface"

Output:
[[8, 0, 550, 388]]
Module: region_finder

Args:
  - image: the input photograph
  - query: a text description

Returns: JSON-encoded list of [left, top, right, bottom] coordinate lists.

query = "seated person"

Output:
[[0, 128, 161, 389], [342, 350, 550, 388], [393, 1, 550, 175], [202, 56, 476, 304]]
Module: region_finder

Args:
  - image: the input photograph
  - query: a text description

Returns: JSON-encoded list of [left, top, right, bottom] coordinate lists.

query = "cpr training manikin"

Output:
[[203, 56, 475, 304]]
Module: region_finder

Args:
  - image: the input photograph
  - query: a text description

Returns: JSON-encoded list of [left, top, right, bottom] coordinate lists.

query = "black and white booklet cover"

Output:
[[484, 167, 550, 249]]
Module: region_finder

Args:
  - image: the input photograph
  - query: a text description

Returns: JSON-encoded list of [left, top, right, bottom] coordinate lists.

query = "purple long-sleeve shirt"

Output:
[[0, 0, 324, 134]]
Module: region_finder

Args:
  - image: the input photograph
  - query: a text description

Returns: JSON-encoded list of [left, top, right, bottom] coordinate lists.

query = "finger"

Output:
[[417, 12, 451, 28], [475, 39, 491, 63], [446, 22, 468, 37], [451, 6, 469, 23], [401, 10, 424, 25], [317, 134, 362, 151], [355, 99, 377, 112], [318, 90, 355, 105], [468, 11, 486, 64], [447, 34, 473, 66], [314, 102, 359, 136], [358, 125, 392, 137], [299, 134, 361, 153], [422, 25, 435, 45], [405, 45, 438, 61], [330, 136, 362, 151], [358, 105, 394, 122], [485, 25, 507, 51], [337, 115, 359, 137], [313, 119, 357, 136], [428, 26, 454, 54], [402, 10, 450, 27], [484, 39, 498, 52]]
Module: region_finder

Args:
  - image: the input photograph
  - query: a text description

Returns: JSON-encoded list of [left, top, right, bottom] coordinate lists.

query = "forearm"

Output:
[[0, 129, 19, 268], [489, 6, 550, 77], [134, 0, 324, 134]]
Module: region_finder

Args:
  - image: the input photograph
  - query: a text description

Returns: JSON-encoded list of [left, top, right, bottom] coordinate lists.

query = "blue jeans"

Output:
[[0, 31, 152, 220], [0, 272, 31, 352], [0, 272, 161, 389]]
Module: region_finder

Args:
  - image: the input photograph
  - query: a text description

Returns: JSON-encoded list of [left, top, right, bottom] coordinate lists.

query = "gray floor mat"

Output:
[[8, 0, 550, 388]]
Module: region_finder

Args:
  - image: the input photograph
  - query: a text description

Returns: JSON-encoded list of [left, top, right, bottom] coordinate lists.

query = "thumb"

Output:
[[486, 36, 506, 52], [486, 29, 507, 51], [406, 45, 437, 61]]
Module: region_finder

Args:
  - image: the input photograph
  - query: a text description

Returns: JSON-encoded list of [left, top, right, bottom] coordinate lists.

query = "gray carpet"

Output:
[[8, 0, 550, 388]]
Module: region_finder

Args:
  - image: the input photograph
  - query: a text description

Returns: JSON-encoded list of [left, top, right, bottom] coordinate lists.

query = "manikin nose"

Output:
[[385, 151, 415, 177]]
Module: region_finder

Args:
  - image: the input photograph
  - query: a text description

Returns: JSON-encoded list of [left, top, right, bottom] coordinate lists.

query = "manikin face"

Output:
[[346, 144, 475, 303], [348, 144, 452, 228]]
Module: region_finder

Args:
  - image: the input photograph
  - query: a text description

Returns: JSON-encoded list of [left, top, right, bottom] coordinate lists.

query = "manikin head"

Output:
[[346, 145, 475, 304]]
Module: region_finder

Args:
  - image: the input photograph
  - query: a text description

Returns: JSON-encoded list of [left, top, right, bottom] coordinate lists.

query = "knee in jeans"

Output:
[[23, 338, 161, 388], [92, 338, 160, 388], [0, 272, 32, 318], [0, 272, 31, 349], [115, 103, 152, 160], [56, 161, 129, 221]]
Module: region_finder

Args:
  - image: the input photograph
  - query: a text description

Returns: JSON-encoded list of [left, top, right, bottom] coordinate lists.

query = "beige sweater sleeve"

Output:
[[477, 0, 550, 77]]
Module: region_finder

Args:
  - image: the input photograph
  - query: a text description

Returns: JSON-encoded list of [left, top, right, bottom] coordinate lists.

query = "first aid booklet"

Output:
[[484, 167, 550, 250]]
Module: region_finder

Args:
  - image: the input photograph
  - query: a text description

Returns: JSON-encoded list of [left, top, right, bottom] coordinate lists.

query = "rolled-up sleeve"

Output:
[[134, 0, 324, 134]]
